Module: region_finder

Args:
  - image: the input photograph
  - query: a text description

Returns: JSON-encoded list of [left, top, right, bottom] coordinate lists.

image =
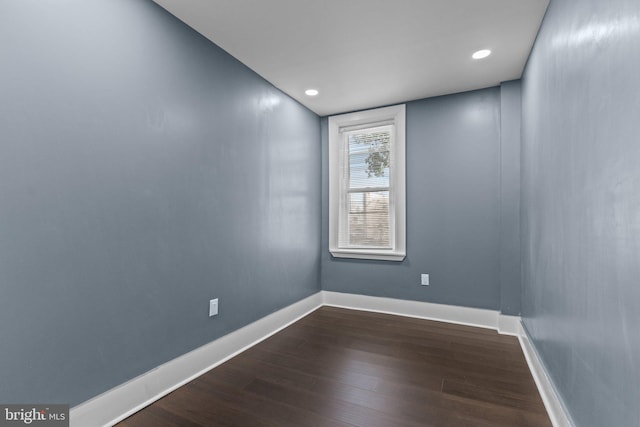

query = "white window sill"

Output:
[[329, 249, 406, 262]]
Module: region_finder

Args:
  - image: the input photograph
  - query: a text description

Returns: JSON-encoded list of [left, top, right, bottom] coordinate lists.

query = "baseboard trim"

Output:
[[518, 325, 574, 427], [70, 292, 323, 427], [71, 290, 571, 427], [497, 313, 523, 336], [321, 291, 502, 330]]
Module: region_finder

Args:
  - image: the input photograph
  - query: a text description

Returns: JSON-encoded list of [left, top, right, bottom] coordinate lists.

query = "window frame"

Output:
[[328, 104, 406, 261]]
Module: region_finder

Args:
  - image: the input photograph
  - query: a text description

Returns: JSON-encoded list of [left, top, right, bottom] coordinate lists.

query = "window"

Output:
[[328, 104, 406, 261]]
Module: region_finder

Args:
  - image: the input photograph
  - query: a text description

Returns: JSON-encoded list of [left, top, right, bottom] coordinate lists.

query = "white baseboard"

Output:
[[70, 292, 323, 427], [518, 326, 574, 427], [70, 290, 571, 427], [497, 313, 523, 336], [321, 291, 502, 330]]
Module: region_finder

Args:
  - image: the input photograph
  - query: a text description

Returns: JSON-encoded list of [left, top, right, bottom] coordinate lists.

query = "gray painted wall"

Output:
[[520, 0, 640, 425], [0, 0, 320, 406], [321, 89, 504, 311], [499, 81, 522, 315]]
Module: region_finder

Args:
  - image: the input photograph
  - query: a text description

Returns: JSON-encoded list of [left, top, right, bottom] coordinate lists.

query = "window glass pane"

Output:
[[348, 127, 390, 189], [346, 190, 390, 248]]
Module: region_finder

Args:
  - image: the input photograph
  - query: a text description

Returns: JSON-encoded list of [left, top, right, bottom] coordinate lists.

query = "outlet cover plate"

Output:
[[209, 298, 219, 317], [421, 274, 430, 286]]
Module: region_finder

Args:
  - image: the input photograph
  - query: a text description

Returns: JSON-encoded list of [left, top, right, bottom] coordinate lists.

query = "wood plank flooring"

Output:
[[117, 307, 551, 427]]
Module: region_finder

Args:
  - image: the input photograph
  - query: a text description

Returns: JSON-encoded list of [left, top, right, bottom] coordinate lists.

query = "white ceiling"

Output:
[[153, 0, 549, 116]]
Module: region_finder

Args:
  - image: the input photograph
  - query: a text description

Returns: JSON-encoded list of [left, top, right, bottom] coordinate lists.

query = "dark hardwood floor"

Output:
[[117, 307, 551, 427]]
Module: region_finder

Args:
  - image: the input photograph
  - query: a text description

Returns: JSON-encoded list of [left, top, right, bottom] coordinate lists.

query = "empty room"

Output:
[[1, 0, 638, 426]]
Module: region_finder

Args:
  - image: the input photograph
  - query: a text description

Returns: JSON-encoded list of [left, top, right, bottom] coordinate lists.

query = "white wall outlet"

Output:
[[421, 274, 430, 286], [209, 298, 219, 317]]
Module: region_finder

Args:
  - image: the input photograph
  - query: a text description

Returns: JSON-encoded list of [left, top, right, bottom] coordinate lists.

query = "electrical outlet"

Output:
[[421, 274, 430, 286], [209, 298, 219, 317]]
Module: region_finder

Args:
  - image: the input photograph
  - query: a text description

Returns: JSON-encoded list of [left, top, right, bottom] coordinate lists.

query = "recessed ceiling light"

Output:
[[305, 89, 319, 96], [472, 49, 492, 59]]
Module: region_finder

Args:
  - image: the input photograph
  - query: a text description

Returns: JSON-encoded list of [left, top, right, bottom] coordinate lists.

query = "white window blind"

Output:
[[339, 125, 393, 249]]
